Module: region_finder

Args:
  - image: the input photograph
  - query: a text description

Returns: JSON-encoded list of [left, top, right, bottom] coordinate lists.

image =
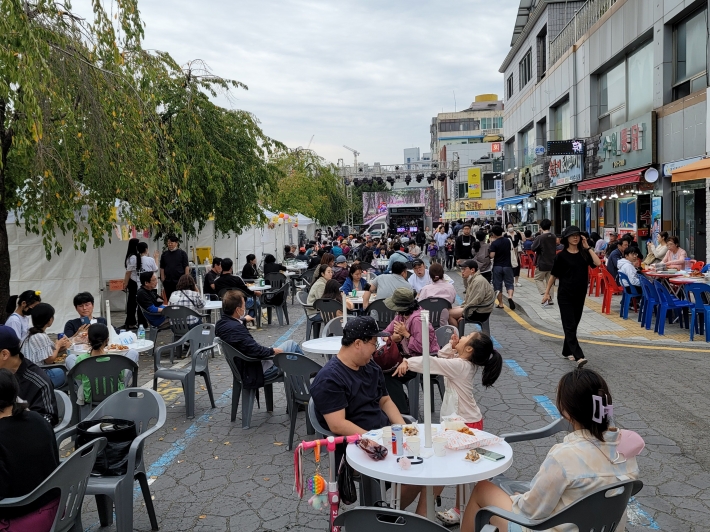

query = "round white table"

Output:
[[245, 284, 271, 291], [346, 424, 513, 520], [301, 336, 342, 357], [204, 300, 222, 310], [107, 339, 154, 354]]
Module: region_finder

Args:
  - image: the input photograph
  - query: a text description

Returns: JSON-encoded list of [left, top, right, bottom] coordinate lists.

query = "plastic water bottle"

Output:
[[685, 258, 692, 272], [137, 325, 146, 341]]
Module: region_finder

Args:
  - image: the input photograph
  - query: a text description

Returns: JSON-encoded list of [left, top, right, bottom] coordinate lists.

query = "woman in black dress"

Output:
[[541, 226, 601, 367]]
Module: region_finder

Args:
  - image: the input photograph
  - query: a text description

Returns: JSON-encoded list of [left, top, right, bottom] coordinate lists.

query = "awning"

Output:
[[483, 134, 503, 142], [576, 168, 647, 191], [534, 187, 565, 200], [497, 194, 531, 207], [671, 158, 710, 183]]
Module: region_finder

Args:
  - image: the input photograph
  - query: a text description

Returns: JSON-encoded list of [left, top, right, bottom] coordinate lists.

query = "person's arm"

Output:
[[183, 250, 190, 275], [511, 455, 568, 520], [123, 270, 132, 290], [322, 409, 367, 436], [581, 237, 601, 266], [652, 245, 667, 259], [399, 353, 466, 379], [159, 268, 165, 282], [380, 395, 405, 425]]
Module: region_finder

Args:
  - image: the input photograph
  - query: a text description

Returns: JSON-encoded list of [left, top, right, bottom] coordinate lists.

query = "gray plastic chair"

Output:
[[219, 338, 285, 429], [490, 417, 574, 495], [321, 316, 344, 339], [55, 388, 166, 532], [297, 290, 322, 340], [54, 389, 73, 437], [154, 343, 216, 418], [314, 298, 342, 324], [367, 299, 397, 330], [261, 283, 290, 326], [153, 321, 216, 369], [307, 396, 336, 438], [67, 354, 138, 424], [435, 324, 457, 348], [274, 353, 322, 450], [418, 297, 452, 330], [475, 479, 643, 532], [334, 507, 449, 531], [458, 303, 493, 336], [0, 438, 107, 532], [265, 271, 287, 289], [138, 307, 170, 351], [162, 304, 206, 342]]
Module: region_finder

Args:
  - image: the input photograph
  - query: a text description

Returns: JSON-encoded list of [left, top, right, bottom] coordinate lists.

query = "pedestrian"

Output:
[[531, 219, 557, 304], [445, 236, 456, 270], [454, 224, 475, 267], [472, 231, 492, 283], [505, 223, 523, 287], [434, 226, 448, 264], [489, 226, 516, 310], [160, 234, 189, 300], [541, 226, 601, 367]]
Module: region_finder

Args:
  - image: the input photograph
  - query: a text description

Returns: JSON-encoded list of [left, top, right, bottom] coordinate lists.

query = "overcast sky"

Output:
[[96, 1, 518, 165]]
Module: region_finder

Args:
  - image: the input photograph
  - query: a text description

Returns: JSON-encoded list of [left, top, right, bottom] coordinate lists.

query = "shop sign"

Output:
[[549, 154, 583, 187], [662, 157, 703, 177], [518, 166, 536, 194], [547, 140, 585, 156], [495, 179, 503, 203], [597, 112, 655, 177], [491, 143, 502, 152], [467, 168, 482, 198], [457, 198, 497, 210]]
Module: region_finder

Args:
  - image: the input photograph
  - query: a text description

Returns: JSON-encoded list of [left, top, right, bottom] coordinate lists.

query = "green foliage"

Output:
[[350, 181, 390, 225], [268, 149, 350, 226]]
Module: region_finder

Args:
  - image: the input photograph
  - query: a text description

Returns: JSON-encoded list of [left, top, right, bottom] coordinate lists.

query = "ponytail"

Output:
[[467, 333, 503, 388], [5, 295, 18, 314], [6, 290, 42, 314]]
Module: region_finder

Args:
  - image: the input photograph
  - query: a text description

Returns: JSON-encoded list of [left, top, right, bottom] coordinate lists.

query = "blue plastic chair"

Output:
[[702, 264, 710, 274], [637, 276, 660, 330], [617, 272, 642, 320], [684, 284, 710, 341], [654, 281, 692, 335]]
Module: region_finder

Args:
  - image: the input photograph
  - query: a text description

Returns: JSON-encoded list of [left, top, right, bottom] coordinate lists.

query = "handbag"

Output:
[[76, 419, 137, 476], [337, 453, 358, 505], [509, 239, 519, 268], [372, 339, 403, 373]]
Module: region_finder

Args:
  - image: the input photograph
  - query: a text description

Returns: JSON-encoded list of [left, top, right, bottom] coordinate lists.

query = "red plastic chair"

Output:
[[692, 261, 705, 272], [526, 250, 536, 277], [601, 268, 624, 314], [519, 251, 531, 269], [588, 266, 601, 297]]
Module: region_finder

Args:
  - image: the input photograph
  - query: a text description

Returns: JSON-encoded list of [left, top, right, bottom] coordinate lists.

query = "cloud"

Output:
[[83, 0, 518, 164]]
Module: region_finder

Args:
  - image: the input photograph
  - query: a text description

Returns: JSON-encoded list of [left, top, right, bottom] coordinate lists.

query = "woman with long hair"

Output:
[[0, 369, 60, 530], [122, 238, 142, 330], [306, 265, 333, 306], [644, 231, 668, 266], [168, 274, 206, 326], [22, 303, 71, 387], [542, 226, 600, 366], [322, 279, 354, 314], [5, 290, 42, 342]]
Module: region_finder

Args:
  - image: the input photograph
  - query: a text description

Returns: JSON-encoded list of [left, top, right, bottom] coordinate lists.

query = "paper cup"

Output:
[[433, 436, 447, 457], [382, 427, 392, 449], [406, 436, 420, 455]]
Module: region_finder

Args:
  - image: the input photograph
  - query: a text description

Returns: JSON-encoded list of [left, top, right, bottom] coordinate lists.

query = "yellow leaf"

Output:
[[199, 515, 206, 519], [77, 132, 82, 138]]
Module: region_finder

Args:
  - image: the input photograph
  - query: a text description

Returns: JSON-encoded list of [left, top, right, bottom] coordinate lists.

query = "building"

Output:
[[499, 0, 709, 261], [430, 94, 506, 220]]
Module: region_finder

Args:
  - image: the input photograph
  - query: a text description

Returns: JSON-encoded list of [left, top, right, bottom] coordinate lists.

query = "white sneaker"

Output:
[[515, 282, 522, 287]]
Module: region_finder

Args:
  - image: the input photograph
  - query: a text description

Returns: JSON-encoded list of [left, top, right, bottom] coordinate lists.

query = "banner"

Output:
[[467, 168, 481, 198], [651, 196, 662, 245]]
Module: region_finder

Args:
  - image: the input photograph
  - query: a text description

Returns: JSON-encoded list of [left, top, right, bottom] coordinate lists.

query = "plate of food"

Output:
[[106, 343, 130, 354], [403, 425, 419, 437]]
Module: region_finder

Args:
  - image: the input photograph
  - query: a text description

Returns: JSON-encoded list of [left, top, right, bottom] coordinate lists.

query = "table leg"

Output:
[[380, 480, 387, 502], [425, 485, 435, 520]]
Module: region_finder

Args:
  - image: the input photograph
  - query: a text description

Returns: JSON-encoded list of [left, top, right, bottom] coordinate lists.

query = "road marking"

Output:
[[533, 395, 561, 419], [503, 307, 710, 352], [627, 497, 661, 529], [504, 360, 528, 377]]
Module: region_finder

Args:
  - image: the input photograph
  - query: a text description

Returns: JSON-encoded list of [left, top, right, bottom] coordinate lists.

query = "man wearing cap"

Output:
[[448, 260, 494, 326], [332, 255, 349, 285], [0, 325, 58, 425], [408, 259, 432, 293], [363, 261, 411, 308]]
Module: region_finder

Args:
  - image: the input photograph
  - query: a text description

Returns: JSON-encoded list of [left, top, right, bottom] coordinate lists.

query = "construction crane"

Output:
[[343, 145, 360, 170]]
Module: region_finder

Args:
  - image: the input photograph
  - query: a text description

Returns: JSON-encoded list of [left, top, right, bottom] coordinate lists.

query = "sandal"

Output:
[[567, 356, 576, 361], [436, 508, 460, 526], [495, 305, 504, 309]]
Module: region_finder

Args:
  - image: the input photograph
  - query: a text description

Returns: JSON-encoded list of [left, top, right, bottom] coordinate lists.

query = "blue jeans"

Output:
[[45, 367, 65, 388], [263, 340, 304, 380]]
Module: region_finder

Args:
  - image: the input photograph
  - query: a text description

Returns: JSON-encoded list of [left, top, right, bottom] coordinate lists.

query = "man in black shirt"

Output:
[[159, 234, 189, 300], [531, 219, 558, 304], [489, 225, 516, 310], [454, 224, 475, 266], [137, 271, 167, 327], [214, 258, 262, 318], [0, 326, 58, 425], [63, 291, 111, 337], [203, 257, 222, 296]]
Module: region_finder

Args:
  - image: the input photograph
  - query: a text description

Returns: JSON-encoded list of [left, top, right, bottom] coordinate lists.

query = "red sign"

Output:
[[491, 143, 501, 153]]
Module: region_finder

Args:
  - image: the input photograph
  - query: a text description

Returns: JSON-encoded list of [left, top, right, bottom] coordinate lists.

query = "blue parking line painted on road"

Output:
[[455, 295, 463, 305], [533, 395, 561, 419], [504, 359, 528, 377], [627, 497, 661, 529], [272, 314, 307, 346]]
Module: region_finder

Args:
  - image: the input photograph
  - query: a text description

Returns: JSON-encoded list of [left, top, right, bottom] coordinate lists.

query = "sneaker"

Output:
[[577, 358, 588, 368], [508, 299, 516, 311], [515, 282, 522, 287], [436, 508, 460, 526]]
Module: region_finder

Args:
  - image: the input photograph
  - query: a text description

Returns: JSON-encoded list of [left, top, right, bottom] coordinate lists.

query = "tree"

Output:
[[267, 148, 350, 226]]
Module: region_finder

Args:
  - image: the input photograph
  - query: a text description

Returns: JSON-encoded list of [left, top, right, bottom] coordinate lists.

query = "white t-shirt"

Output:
[[5, 313, 30, 342], [408, 270, 432, 293], [126, 255, 158, 284]]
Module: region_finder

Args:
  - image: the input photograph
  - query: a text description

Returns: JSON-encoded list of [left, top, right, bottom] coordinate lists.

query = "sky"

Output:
[[85, 0, 519, 165]]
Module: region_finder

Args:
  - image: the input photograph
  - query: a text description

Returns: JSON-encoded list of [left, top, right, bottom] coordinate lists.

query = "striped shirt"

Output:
[[168, 289, 206, 325], [22, 333, 55, 365]]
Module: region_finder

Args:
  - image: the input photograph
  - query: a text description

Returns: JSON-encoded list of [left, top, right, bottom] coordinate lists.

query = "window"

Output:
[[438, 119, 480, 132], [494, 117, 503, 128], [519, 49, 532, 89], [483, 173, 496, 191], [457, 183, 467, 198], [553, 100, 570, 141], [520, 126, 536, 166], [674, 9, 708, 100], [537, 27, 547, 82], [507, 75, 514, 99], [537, 118, 547, 151], [598, 41, 653, 130]]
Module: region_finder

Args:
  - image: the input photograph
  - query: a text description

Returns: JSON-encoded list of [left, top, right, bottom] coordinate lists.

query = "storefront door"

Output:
[[674, 182, 707, 260]]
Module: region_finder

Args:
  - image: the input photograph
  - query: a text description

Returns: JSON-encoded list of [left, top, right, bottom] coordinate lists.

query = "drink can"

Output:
[[391, 424, 403, 456], [57, 333, 64, 340], [351, 289, 357, 297]]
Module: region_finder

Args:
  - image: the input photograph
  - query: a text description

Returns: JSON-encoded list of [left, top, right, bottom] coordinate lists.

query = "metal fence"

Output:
[[549, 0, 618, 66]]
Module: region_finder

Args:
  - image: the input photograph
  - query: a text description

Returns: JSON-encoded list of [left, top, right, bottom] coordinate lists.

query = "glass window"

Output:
[[494, 117, 503, 128], [481, 118, 491, 129], [483, 173, 496, 191], [674, 9, 708, 100], [627, 44, 654, 120], [599, 61, 626, 129], [519, 49, 532, 90], [520, 127, 536, 165], [554, 100, 570, 140], [507, 75, 514, 99]]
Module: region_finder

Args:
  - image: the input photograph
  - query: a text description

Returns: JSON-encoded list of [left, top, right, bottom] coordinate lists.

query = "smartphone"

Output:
[[474, 448, 506, 461], [80, 316, 91, 325]]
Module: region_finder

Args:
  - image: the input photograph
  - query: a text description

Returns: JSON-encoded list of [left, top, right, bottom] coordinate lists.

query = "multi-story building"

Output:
[[499, 0, 709, 261], [430, 94, 505, 221]]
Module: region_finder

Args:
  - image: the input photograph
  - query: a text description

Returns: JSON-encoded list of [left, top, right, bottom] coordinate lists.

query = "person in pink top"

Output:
[[417, 263, 457, 327], [661, 235, 687, 269]]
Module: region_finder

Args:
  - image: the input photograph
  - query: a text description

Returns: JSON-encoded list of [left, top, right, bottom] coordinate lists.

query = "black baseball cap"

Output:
[[0, 325, 20, 353], [412, 258, 425, 267], [461, 260, 479, 271], [342, 317, 390, 342]]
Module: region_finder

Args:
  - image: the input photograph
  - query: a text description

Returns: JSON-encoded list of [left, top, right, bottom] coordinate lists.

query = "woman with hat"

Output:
[[541, 226, 601, 367], [381, 287, 440, 414]]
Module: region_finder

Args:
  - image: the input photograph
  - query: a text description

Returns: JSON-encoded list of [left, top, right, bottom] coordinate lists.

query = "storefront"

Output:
[[669, 158, 710, 262], [497, 194, 532, 226], [546, 140, 585, 234]]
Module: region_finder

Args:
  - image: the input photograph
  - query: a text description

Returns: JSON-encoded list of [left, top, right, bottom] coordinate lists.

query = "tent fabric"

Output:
[[670, 158, 710, 183], [534, 188, 565, 200], [576, 168, 646, 191], [497, 194, 531, 207]]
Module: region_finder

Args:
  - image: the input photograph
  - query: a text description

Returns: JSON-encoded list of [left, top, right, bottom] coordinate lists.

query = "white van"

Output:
[[364, 215, 387, 237]]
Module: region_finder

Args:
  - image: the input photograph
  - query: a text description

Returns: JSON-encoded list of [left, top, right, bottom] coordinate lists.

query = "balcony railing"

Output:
[[549, 0, 618, 67]]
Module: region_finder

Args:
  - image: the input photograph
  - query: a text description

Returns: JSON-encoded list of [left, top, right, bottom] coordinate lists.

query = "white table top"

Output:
[[346, 424, 513, 486], [106, 339, 154, 354], [245, 284, 271, 291], [286, 263, 309, 271], [301, 336, 343, 355], [204, 300, 222, 310]]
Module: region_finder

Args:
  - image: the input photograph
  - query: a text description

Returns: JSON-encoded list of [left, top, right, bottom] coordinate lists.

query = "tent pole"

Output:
[[97, 246, 105, 318]]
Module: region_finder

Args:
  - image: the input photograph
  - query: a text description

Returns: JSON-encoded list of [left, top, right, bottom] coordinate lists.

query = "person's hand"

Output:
[[393, 359, 409, 377], [581, 236, 590, 250], [449, 331, 460, 348], [254, 291, 262, 296], [153, 250, 160, 261], [273, 348, 284, 355], [542, 293, 551, 304], [244, 315, 255, 323], [57, 337, 72, 350], [73, 324, 89, 338], [393, 321, 409, 338], [123, 281, 128, 291]]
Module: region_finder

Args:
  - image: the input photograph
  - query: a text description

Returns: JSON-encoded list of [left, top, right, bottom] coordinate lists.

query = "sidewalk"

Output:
[[507, 273, 710, 348]]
